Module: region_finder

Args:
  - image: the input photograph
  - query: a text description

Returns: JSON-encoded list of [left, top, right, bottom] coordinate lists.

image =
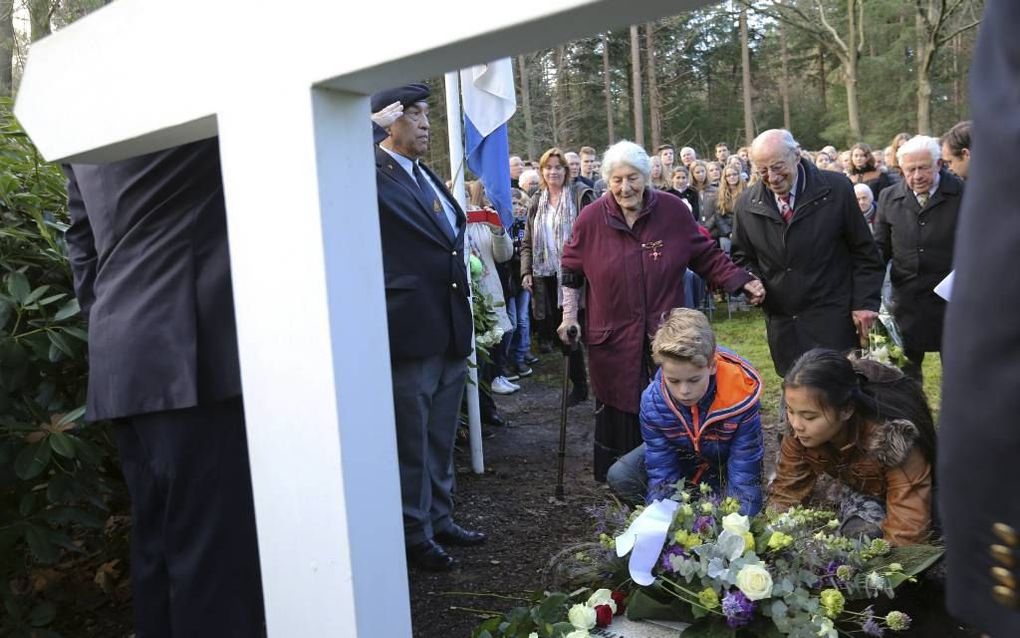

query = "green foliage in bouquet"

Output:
[[0, 100, 125, 636], [470, 254, 504, 362]]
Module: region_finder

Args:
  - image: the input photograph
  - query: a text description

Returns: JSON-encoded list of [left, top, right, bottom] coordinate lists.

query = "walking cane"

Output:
[[555, 325, 579, 500]]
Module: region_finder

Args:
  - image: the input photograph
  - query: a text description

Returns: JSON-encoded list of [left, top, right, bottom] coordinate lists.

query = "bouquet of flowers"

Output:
[[474, 481, 942, 638], [469, 254, 504, 354]]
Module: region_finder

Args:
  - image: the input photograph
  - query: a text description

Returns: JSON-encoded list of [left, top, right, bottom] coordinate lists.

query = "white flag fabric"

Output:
[[460, 59, 516, 137]]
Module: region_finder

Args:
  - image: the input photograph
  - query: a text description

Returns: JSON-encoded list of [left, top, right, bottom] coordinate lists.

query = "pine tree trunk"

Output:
[[916, 12, 933, 135], [952, 33, 961, 121], [555, 46, 568, 148], [645, 24, 662, 151], [739, 8, 754, 145], [27, 0, 52, 42], [629, 25, 644, 149], [0, 0, 13, 96], [779, 17, 791, 130], [818, 47, 827, 108], [602, 33, 616, 145], [844, 0, 862, 140], [517, 55, 537, 161]]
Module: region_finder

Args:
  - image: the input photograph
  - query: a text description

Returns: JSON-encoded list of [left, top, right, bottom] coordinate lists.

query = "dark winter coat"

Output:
[[874, 170, 962, 352], [640, 351, 764, 514], [703, 195, 734, 239], [731, 158, 885, 376], [560, 189, 752, 414]]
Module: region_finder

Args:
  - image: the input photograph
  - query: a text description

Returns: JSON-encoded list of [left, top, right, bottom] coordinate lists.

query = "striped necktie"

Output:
[[779, 194, 793, 223]]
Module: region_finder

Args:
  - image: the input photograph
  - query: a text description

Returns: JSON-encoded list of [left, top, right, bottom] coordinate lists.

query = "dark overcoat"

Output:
[[939, 0, 1020, 633], [731, 158, 884, 376], [874, 169, 962, 352], [374, 146, 472, 360], [64, 139, 241, 421], [560, 190, 752, 414]]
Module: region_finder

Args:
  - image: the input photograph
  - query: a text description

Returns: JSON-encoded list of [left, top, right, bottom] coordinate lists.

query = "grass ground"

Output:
[[708, 306, 943, 423]]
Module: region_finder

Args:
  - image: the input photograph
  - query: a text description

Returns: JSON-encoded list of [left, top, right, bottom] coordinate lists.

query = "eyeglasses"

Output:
[[756, 161, 791, 177]]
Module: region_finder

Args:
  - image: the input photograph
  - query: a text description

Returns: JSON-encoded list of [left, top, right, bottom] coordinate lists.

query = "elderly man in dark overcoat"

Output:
[[940, 0, 1020, 634], [64, 140, 265, 637], [371, 84, 486, 572], [874, 135, 962, 382], [731, 129, 885, 378]]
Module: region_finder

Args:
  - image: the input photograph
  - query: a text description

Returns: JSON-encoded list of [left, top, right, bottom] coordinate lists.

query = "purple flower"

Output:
[[720, 590, 756, 629], [861, 617, 885, 637], [693, 516, 714, 534], [659, 545, 687, 573]]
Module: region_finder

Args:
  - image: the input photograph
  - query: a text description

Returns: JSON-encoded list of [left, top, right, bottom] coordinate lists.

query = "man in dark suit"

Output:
[[64, 139, 264, 637], [371, 84, 486, 572], [731, 129, 884, 379], [940, 0, 1020, 634], [874, 135, 962, 382]]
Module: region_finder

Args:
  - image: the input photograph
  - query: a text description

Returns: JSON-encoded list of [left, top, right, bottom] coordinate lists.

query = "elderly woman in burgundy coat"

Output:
[[559, 141, 765, 482]]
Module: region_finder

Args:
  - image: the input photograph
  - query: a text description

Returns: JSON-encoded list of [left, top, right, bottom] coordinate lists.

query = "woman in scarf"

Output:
[[558, 141, 765, 482], [520, 147, 596, 404]]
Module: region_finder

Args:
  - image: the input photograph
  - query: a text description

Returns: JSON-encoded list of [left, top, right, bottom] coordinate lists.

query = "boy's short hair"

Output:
[[579, 145, 597, 157], [651, 308, 716, 367]]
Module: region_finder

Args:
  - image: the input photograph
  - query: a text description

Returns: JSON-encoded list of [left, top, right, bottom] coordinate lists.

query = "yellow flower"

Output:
[[700, 502, 714, 514], [743, 531, 756, 553], [819, 588, 845, 619], [697, 587, 720, 610], [766, 531, 793, 551]]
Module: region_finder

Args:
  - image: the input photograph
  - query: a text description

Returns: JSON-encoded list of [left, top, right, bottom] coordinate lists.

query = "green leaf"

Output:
[[49, 431, 76, 458], [54, 405, 86, 428], [47, 329, 74, 357], [7, 270, 30, 303], [53, 297, 80, 321], [47, 473, 74, 503], [625, 587, 693, 622], [535, 592, 568, 623], [23, 284, 50, 305], [0, 296, 12, 329], [14, 441, 52, 480], [68, 435, 103, 466], [37, 293, 67, 306], [19, 492, 37, 517], [42, 506, 105, 529], [24, 525, 59, 564], [62, 325, 89, 341], [28, 601, 56, 627]]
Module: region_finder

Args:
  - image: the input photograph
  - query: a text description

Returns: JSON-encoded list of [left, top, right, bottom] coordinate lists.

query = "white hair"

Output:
[[519, 168, 539, 189], [853, 183, 874, 201], [680, 146, 696, 158], [564, 151, 580, 161], [752, 129, 800, 157], [896, 135, 940, 165], [601, 140, 651, 181]]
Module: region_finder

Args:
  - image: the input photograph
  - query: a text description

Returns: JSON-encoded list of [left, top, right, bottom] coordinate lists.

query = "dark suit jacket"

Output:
[[64, 139, 240, 421], [375, 146, 472, 360], [874, 169, 962, 352], [939, 0, 1020, 633]]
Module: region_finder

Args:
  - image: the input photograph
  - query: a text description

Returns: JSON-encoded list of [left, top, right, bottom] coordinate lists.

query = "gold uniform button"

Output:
[[452, 250, 458, 256], [991, 544, 1016, 568], [994, 523, 1019, 547], [992, 566, 1016, 589], [992, 585, 1020, 609]]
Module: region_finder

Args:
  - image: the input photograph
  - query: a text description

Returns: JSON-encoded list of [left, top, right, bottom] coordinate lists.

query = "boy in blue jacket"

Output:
[[607, 308, 764, 514]]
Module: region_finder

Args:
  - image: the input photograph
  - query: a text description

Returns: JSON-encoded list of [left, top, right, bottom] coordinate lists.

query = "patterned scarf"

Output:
[[532, 186, 578, 277]]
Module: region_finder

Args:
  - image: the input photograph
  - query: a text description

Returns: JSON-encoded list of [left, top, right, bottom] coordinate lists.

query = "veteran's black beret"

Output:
[[370, 83, 431, 113]]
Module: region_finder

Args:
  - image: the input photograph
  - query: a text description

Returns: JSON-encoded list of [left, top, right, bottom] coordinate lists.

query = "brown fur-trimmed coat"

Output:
[[769, 417, 933, 546]]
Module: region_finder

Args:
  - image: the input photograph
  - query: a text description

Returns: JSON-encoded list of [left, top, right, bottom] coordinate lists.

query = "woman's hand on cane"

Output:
[[557, 319, 580, 346]]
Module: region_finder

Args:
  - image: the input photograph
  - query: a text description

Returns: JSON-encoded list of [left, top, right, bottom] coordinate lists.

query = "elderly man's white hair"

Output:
[[601, 141, 652, 181], [564, 151, 580, 161], [896, 135, 941, 165], [518, 168, 539, 189], [680, 146, 696, 158], [750, 129, 800, 157], [853, 183, 874, 202]]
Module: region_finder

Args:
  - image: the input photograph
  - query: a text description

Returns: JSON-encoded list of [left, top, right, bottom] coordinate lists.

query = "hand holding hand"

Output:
[[743, 279, 766, 305], [371, 101, 403, 130]]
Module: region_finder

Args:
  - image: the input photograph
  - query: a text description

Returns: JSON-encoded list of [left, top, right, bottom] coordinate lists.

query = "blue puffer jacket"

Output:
[[640, 350, 764, 514]]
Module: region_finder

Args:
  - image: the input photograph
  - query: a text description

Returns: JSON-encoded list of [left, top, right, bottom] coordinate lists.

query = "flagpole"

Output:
[[445, 70, 484, 474]]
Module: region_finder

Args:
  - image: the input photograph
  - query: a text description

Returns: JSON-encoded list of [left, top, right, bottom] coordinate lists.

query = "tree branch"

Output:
[[814, 0, 849, 57], [937, 19, 982, 47]]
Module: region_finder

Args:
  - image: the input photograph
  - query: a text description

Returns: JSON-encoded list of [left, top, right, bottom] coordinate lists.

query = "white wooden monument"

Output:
[[15, 0, 711, 634]]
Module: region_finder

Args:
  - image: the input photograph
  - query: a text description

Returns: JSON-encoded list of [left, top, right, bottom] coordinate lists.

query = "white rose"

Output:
[[529, 634, 539, 638], [568, 603, 597, 630], [565, 631, 591, 638], [735, 563, 774, 601], [721, 512, 750, 536], [586, 588, 617, 614]]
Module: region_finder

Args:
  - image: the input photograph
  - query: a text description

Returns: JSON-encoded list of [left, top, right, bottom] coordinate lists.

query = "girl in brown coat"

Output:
[[769, 349, 936, 546]]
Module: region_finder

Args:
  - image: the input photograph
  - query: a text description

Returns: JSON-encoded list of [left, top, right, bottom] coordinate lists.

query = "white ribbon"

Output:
[[615, 499, 679, 586]]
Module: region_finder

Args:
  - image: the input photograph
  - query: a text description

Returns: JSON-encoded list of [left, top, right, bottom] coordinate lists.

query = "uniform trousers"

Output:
[[391, 354, 468, 546], [114, 396, 265, 638]]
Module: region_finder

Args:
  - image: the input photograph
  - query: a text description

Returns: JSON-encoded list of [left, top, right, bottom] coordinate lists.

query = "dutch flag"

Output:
[[461, 59, 517, 229]]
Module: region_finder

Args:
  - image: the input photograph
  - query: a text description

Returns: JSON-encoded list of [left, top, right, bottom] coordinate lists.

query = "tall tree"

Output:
[[601, 33, 616, 145], [0, 0, 12, 96], [645, 23, 662, 150], [913, 0, 982, 134], [629, 24, 644, 148], [27, 0, 57, 42], [779, 15, 791, 130], [748, 0, 867, 141], [739, 6, 754, 144], [517, 55, 537, 161]]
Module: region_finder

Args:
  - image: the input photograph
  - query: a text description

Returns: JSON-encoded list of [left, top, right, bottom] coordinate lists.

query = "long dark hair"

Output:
[[783, 349, 936, 465]]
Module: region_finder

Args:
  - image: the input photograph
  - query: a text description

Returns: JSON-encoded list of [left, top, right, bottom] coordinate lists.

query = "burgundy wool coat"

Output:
[[560, 189, 753, 414]]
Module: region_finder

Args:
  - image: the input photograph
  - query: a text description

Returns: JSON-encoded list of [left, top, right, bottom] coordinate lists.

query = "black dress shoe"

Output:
[[406, 540, 456, 571], [481, 410, 507, 428], [435, 523, 487, 547]]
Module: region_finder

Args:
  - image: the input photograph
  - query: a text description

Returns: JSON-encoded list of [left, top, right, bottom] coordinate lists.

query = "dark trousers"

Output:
[[903, 348, 934, 383], [593, 403, 643, 483], [391, 354, 468, 546], [115, 397, 265, 638]]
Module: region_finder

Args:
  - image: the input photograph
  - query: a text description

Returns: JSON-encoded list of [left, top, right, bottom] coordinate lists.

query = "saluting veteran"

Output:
[[371, 83, 486, 572]]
